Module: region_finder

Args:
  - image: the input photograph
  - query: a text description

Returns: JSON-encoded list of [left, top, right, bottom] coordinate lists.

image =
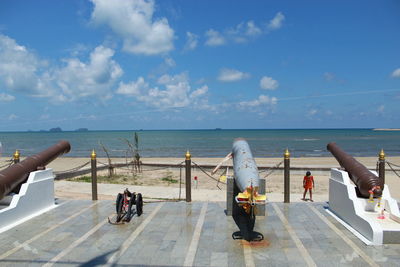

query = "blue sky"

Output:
[[0, 0, 399, 131]]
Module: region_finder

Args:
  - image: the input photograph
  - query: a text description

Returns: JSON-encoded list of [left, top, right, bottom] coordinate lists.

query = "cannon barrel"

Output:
[[0, 140, 71, 200], [232, 138, 260, 192], [327, 142, 383, 198]]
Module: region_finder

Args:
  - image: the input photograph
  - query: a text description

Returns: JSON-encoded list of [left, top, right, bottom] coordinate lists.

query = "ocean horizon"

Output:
[[0, 128, 399, 158]]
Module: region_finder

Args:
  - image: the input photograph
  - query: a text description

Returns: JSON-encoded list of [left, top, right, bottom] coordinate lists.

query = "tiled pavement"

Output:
[[0, 199, 399, 266]]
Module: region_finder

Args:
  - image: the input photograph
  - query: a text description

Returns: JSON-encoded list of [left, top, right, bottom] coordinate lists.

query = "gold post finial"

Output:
[[13, 150, 20, 160], [379, 149, 385, 160], [91, 149, 97, 160], [284, 148, 290, 159], [185, 150, 191, 160]]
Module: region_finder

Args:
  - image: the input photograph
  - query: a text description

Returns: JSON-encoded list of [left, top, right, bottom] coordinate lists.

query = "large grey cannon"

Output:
[[0, 140, 71, 200], [327, 142, 383, 198], [211, 138, 266, 241], [232, 138, 266, 211], [231, 138, 266, 241]]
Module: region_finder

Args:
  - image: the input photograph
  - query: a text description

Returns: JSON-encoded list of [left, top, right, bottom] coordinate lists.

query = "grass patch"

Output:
[[161, 177, 178, 183], [160, 171, 178, 184], [70, 176, 92, 183], [67, 174, 142, 185], [66, 170, 180, 186]]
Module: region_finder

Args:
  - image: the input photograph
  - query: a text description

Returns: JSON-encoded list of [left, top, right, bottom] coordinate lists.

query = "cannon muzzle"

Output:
[[327, 142, 383, 198], [0, 140, 71, 200]]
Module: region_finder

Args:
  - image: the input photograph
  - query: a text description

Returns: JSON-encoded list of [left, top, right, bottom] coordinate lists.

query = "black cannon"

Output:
[[108, 188, 143, 224], [0, 140, 71, 200], [327, 142, 383, 198]]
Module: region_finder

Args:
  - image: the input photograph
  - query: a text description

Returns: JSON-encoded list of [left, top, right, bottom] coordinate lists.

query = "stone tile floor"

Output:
[[0, 199, 399, 266]]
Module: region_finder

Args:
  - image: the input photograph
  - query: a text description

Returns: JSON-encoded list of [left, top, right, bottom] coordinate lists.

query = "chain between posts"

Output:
[[53, 161, 91, 175], [0, 158, 13, 169], [259, 160, 284, 178], [192, 161, 227, 185], [386, 161, 400, 178], [386, 160, 400, 168]]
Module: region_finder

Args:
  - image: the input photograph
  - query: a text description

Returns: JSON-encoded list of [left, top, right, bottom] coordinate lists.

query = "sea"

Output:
[[0, 129, 399, 158]]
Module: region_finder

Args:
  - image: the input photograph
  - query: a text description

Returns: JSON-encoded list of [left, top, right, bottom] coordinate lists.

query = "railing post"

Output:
[[185, 150, 191, 202], [13, 150, 20, 164], [91, 149, 98, 201], [284, 148, 290, 203], [378, 149, 385, 185]]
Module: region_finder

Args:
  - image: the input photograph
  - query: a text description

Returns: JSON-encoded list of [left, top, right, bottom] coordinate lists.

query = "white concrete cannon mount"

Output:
[[328, 168, 400, 245], [0, 169, 56, 233]]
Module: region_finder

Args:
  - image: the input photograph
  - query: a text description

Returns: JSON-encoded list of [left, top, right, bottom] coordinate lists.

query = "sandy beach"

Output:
[[2, 156, 399, 201]]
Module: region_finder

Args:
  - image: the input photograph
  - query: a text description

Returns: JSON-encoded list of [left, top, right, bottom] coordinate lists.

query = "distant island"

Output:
[[49, 127, 62, 132], [373, 128, 400, 131], [75, 128, 89, 132], [26, 127, 90, 132]]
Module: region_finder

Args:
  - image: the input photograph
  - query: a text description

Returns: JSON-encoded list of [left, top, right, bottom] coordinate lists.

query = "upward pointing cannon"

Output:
[[232, 138, 266, 213], [212, 138, 267, 213], [327, 142, 383, 198], [212, 138, 266, 241], [0, 140, 71, 200]]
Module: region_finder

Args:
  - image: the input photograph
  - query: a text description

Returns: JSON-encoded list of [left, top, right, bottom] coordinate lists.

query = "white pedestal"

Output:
[[328, 168, 400, 245], [0, 169, 56, 233]]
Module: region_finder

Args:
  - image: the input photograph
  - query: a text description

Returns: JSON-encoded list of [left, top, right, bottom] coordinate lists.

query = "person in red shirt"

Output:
[[302, 171, 314, 201]]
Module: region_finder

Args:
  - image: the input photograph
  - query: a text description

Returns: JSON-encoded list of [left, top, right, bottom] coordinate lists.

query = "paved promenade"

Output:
[[1, 199, 399, 266]]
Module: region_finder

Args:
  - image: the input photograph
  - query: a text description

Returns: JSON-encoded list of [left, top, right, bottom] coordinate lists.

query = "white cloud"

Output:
[[225, 20, 262, 43], [308, 109, 317, 116], [67, 43, 91, 57], [40, 114, 50, 120], [143, 73, 191, 107], [164, 57, 176, 67], [0, 34, 123, 102], [391, 68, 400, 78], [90, 0, 174, 55], [218, 68, 250, 82], [0, 93, 15, 102], [204, 13, 284, 47], [0, 34, 47, 95], [323, 72, 345, 84], [8, 114, 18, 120], [190, 85, 208, 99], [184, 32, 198, 51], [157, 73, 175, 84], [205, 29, 225, 46], [77, 114, 97, 120], [239, 95, 277, 107], [323, 72, 335, 81], [260, 76, 279, 90], [117, 72, 209, 109], [377, 105, 384, 113], [117, 77, 148, 96], [245, 21, 262, 36], [195, 78, 206, 85], [53, 45, 123, 101], [267, 12, 285, 30]]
